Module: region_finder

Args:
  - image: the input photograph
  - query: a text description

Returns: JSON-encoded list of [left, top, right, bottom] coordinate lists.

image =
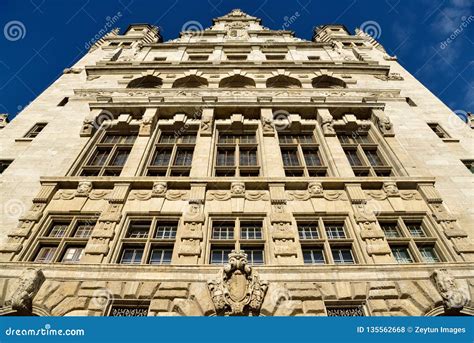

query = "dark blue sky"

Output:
[[0, 0, 473, 121]]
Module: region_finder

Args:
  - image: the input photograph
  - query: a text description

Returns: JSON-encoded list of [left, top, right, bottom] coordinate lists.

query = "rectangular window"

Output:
[[48, 222, 70, 238], [127, 221, 151, 238], [303, 150, 322, 166], [149, 248, 173, 265], [428, 123, 450, 139], [303, 248, 325, 264], [215, 132, 259, 177], [120, 248, 144, 264], [461, 160, 474, 174], [61, 247, 84, 263], [147, 131, 196, 176], [364, 149, 383, 166], [212, 222, 234, 240], [331, 248, 355, 264], [74, 221, 95, 238], [418, 246, 440, 263], [35, 246, 57, 263], [282, 149, 300, 166], [325, 223, 346, 239], [391, 246, 413, 264], [241, 247, 264, 265], [80, 132, 137, 176], [298, 223, 319, 240], [240, 222, 262, 240], [155, 222, 178, 239], [345, 150, 362, 166], [380, 222, 401, 238], [210, 248, 233, 265], [24, 123, 47, 139], [405, 221, 425, 237]]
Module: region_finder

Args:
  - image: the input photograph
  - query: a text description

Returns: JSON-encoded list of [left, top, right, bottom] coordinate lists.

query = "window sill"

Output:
[[15, 138, 33, 142], [442, 138, 460, 143]]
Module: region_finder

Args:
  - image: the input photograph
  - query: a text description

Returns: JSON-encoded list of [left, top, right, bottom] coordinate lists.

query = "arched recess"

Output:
[[127, 75, 163, 88], [312, 75, 346, 89], [219, 75, 256, 88], [172, 75, 208, 88], [0, 305, 50, 316], [266, 75, 302, 88], [425, 306, 474, 316]]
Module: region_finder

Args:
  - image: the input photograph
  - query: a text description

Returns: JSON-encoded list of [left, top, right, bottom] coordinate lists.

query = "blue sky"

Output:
[[0, 0, 473, 121]]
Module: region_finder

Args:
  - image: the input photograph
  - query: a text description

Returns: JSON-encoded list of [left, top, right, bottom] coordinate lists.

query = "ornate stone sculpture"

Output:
[[262, 116, 275, 135], [152, 182, 167, 197], [76, 181, 92, 197], [383, 181, 399, 196], [208, 250, 268, 316], [308, 182, 324, 197], [231, 182, 245, 197], [10, 268, 45, 313], [432, 269, 469, 311]]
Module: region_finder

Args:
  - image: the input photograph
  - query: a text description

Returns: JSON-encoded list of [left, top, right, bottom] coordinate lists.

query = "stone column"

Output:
[[260, 108, 285, 177], [317, 108, 353, 177], [121, 108, 158, 176]]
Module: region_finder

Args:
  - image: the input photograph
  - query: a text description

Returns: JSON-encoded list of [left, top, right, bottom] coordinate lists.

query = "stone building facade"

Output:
[[0, 9, 473, 316]]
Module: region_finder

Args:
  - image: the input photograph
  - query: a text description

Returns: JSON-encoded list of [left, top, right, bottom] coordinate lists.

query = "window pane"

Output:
[[48, 222, 69, 238], [211, 249, 232, 264], [303, 249, 325, 264], [35, 247, 57, 262], [159, 133, 177, 143], [180, 134, 196, 144], [418, 246, 440, 263], [74, 221, 95, 238], [281, 149, 299, 166], [239, 149, 257, 166], [239, 134, 256, 144], [212, 223, 234, 239], [344, 150, 362, 166], [120, 248, 144, 264], [325, 223, 346, 239], [391, 247, 413, 264], [242, 248, 264, 265], [364, 149, 383, 166], [332, 248, 354, 264], [298, 135, 314, 144], [127, 221, 151, 238], [303, 150, 322, 166], [380, 222, 401, 238], [354, 134, 370, 144], [217, 150, 234, 166], [152, 149, 172, 166], [405, 222, 425, 237], [174, 149, 194, 166], [155, 222, 178, 239], [89, 149, 110, 166], [62, 247, 84, 263], [149, 248, 173, 265], [298, 223, 319, 239], [219, 135, 235, 144], [240, 223, 262, 240], [110, 150, 130, 166], [279, 135, 294, 144]]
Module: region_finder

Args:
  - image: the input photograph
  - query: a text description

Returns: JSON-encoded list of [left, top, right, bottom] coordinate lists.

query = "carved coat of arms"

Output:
[[208, 250, 268, 316]]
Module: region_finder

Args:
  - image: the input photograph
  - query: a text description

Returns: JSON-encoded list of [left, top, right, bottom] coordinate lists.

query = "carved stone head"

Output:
[[383, 182, 398, 196], [231, 182, 245, 196], [308, 182, 323, 196], [152, 182, 167, 196], [432, 269, 469, 311], [76, 181, 92, 196], [10, 268, 45, 313]]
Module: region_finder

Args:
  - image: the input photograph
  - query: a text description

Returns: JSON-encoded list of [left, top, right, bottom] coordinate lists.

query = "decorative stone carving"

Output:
[[165, 190, 189, 201], [76, 181, 92, 197], [383, 182, 399, 196], [432, 269, 469, 311], [374, 73, 404, 81], [372, 109, 394, 136], [63, 67, 82, 74], [207, 190, 231, 201], [200, 116, 213, 136], [80, 117, 95, 137], [308, 182, 323, 197], [320, 112, 336, 136], [152, 182, 167, 197], [245, 191, 269, 201], [10, 268, 45, 313], [208, 250, 268, 316], [262, 116, 275, 136], [139, 115, 154, 136], [231, 182, 245, 197]]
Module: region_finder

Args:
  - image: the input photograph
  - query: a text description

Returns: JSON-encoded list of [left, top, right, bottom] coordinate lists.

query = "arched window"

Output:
[[219, 75, 256, 88], [312, 75, 346, 89], [127, 76, 162, 88], [266, 75, 302, 88], [172, 75, 208, 88]]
